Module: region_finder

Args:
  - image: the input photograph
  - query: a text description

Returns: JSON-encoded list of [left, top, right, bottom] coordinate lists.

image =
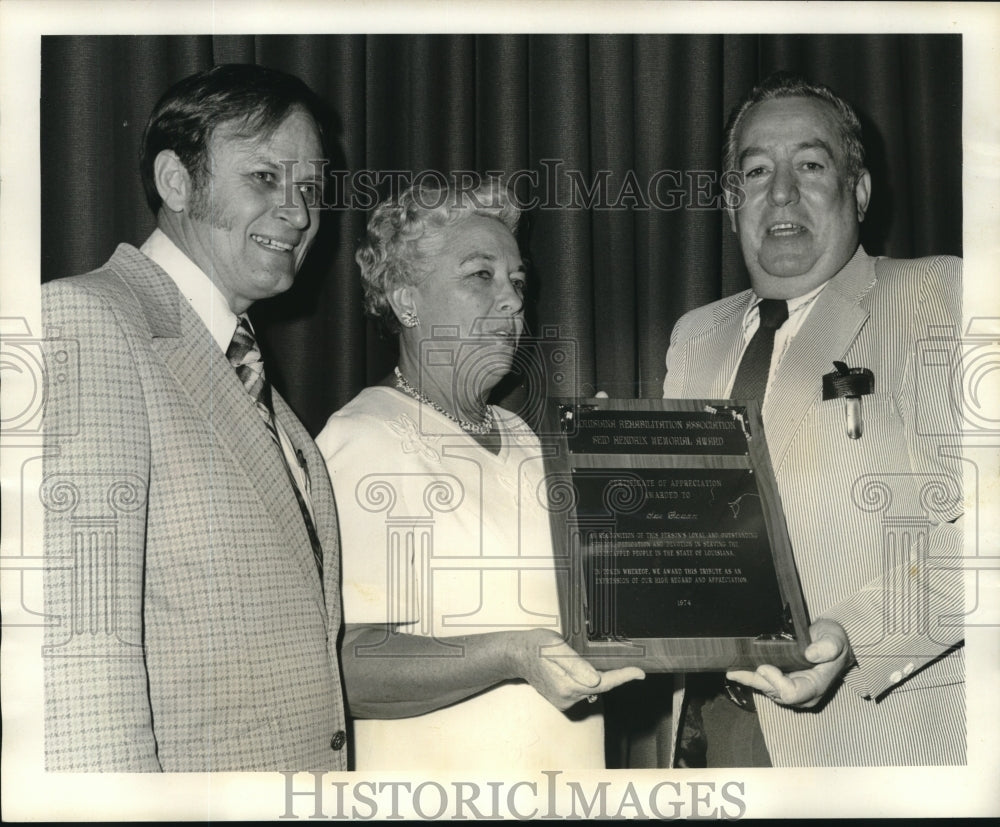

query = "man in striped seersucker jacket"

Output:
[[663, 72, 964, 767]]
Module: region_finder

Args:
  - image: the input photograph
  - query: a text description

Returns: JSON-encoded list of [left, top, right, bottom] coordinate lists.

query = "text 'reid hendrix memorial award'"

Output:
[[542, 398, 811, 672]]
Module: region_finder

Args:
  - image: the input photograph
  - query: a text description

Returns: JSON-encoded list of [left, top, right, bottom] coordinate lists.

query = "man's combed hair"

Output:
[[357, 178, 521, 333], [140, 63, 331, 213], [723, 71, 866, 200]]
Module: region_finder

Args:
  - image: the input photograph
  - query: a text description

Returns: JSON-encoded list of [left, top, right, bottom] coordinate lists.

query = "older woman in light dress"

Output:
[[317, 179, 643, 770]]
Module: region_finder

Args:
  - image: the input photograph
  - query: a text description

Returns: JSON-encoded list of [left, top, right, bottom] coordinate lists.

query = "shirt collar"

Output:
[[741, 279, 828, 334], [140, 228, 239, 352]]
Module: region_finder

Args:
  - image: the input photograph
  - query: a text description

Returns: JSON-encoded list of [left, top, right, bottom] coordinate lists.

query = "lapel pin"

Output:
[[822, 361, 875, 440]]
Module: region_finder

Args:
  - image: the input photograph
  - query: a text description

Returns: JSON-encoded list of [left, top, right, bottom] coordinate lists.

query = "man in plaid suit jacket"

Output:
[[41, 65, 348, 771], [663, 73, 964, 767]]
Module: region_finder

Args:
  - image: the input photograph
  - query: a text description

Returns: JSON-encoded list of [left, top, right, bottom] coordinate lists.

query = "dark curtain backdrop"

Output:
[[39, 33, 962, 768]]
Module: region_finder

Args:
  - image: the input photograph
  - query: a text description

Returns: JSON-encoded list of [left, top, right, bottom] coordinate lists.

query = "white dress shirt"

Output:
[[725, 281, 828, 398], [140, 229, 314, 517]]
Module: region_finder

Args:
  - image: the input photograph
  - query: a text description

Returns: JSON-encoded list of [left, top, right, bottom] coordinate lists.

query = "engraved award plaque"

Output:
[[542, 398, 811, 672]]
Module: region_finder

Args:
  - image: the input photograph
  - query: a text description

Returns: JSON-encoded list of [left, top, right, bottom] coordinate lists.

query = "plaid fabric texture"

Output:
[[42, 245, 346, 771], [226, 314, 324, 581]]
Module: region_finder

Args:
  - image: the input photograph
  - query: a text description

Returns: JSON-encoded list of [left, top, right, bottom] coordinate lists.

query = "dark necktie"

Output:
[[711, 298, 787, 734], [227, 316, 324, 581], [729, 298, 789, 402]]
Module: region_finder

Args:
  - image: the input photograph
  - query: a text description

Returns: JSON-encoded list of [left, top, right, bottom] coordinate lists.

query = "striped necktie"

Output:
[[226, 315, 324, 581]]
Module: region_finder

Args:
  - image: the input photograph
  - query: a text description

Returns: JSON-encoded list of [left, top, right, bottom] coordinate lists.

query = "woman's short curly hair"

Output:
[[357, 177, 521, 332]]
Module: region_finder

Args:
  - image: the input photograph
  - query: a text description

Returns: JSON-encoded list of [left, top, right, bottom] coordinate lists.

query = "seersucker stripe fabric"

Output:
[[664, 247, 965, 766]]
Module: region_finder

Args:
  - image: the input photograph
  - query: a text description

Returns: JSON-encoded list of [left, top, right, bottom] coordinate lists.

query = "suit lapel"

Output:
[[763, 248, 877, 469], [676, 295, 751, 398], [109, 246, 326, 616], [272, 392, 340, 598]]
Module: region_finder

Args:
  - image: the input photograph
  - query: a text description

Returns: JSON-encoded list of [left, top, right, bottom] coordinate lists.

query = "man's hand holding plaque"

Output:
[[726, 618, 853, 708]]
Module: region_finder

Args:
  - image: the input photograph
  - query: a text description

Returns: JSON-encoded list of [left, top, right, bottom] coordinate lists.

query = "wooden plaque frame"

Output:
[[541, 397, 811, 672]]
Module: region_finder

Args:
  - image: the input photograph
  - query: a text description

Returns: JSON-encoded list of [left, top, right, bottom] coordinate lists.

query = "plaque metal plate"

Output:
[[542, 397, 811, 672]]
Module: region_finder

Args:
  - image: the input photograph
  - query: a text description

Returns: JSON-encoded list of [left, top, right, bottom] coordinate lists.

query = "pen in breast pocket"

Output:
[[822, 361, 875, 440]]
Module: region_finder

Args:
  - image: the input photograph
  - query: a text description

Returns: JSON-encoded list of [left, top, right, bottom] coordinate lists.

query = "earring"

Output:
[[400, 310, 420, 328]]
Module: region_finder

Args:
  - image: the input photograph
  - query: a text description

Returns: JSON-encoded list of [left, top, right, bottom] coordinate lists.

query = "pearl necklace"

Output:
[[394, 367, 494, 435]]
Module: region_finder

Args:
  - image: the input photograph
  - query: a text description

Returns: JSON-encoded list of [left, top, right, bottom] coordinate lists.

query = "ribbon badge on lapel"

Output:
[[822, 361, 875, 440]]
